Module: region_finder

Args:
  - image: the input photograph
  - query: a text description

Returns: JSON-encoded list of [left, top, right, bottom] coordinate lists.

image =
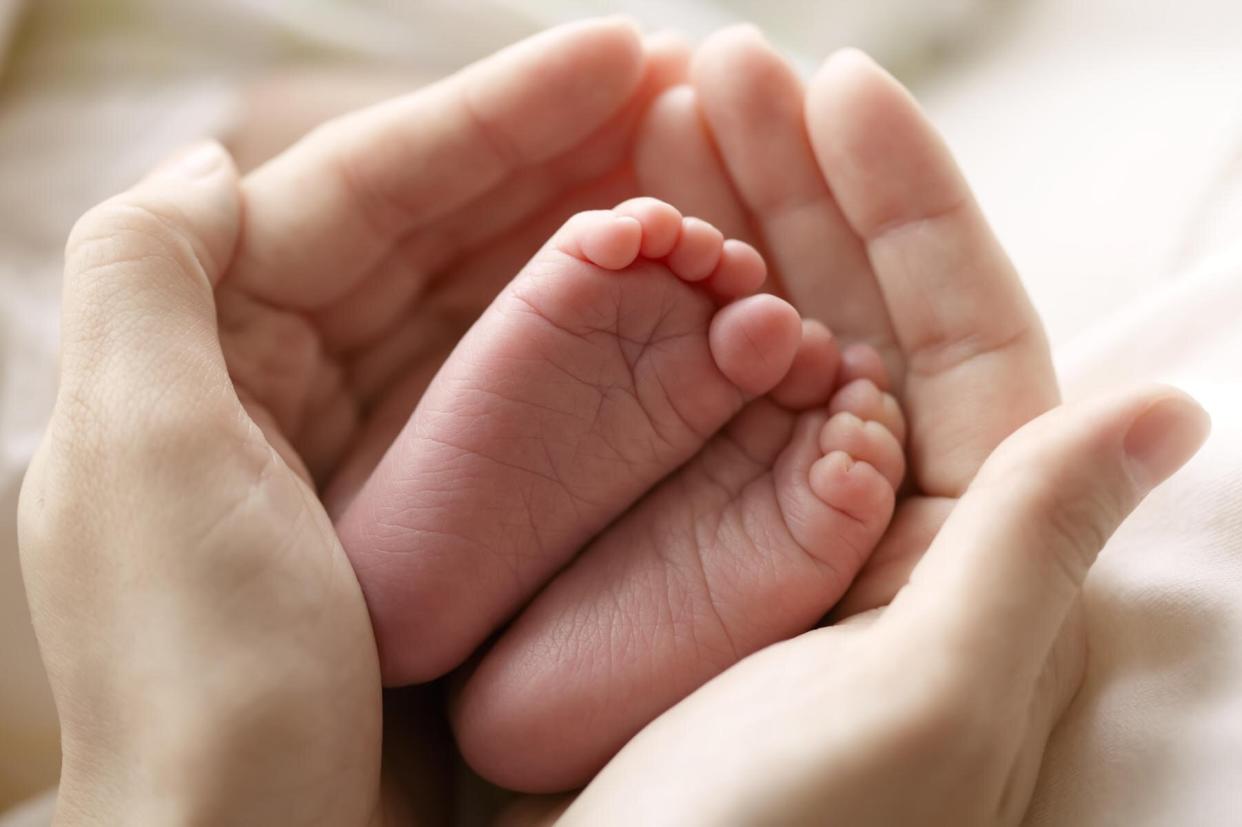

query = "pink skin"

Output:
[[451, 336, 905, 792], [337, 198, 803, 684], [338, 197, 904, 791]]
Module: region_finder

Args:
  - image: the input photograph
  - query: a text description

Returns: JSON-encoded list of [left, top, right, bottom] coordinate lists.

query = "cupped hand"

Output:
[[561, 385, 1209, 826], [537, 36, 1210, 824], [18, 147, 384, 825], [449, 30, 1072, 791], [218, 18, 686, 505], [16, 18, 677, 825], [218, 21, 1079, 796], [657, 26, 1057, 510], [663, 28, 1059, 489]]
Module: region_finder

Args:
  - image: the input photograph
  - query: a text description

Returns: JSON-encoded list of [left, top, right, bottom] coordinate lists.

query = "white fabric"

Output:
[[923, 2, 1242, 821], [1021, 246, 1242, 826]]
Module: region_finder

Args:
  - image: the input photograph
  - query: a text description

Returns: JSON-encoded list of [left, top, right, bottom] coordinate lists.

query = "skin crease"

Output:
[[335, 199, 828, 686], [14, 18, 1214, 827], [559, 386, 1210, 826], [333, 180, 908, 791], [19, 147, 386, 826], [22, 20, 676, 824], [442, 213, 909, 784], [218, 19, 692, 501], [454, 31, 1065, 791]]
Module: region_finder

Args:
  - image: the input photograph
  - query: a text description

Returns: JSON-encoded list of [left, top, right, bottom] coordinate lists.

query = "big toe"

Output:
[[709, 293, 802, 396]]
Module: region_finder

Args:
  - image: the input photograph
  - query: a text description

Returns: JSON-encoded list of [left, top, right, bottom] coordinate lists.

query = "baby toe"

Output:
[[708, 293, 801, 396], [770, 320, 841, 410], [558, 210, 643, 270], [706, 239, 767, 300], [839, 342, 892, 391], [827, 378, 907, 445], [613, 197, 683, 258], [667, 216, 724, 281], [818, 411, 905, 489], [807, 451, 894, 526]]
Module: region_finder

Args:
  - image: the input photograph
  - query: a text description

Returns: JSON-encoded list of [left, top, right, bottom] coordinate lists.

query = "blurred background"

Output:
[[2, 0, 1241, 822]]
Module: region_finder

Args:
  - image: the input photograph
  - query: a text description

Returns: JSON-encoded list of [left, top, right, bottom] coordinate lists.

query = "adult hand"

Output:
[[250, 22, 1070, 795], [563, 385, 1210, 825], [450, 31, 1069, 790], [673, 28, 1058, 479], [219, 17, 686, 507], [678, 26, 1058, 497], [16, 18, 676, 824], [18, 145, 385, 824]]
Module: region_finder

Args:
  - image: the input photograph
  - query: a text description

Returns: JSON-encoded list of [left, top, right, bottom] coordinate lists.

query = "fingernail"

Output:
[[150, 141, 226, 180], [1123, 392, 1211, 490]]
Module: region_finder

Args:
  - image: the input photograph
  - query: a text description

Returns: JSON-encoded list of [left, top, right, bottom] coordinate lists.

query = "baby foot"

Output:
[[337, 198, 803, 683], [451, 341, 906, 792]]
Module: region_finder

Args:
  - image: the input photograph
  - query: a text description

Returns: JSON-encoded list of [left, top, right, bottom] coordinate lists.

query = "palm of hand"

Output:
[[202, 21, 685, 818], [218, 28, 683, 512], [215, 20, 1067, 818], [570, 29, 1079, 824]]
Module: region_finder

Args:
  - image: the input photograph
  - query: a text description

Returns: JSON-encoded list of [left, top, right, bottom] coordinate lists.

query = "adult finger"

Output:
[[24, 143, 387, 825], [308, 28, 695, 357], [692, 27, 897, 368], [57, 141, 240, 428], [25, 138, 244, 708], [233, 18, 646, 309], [807, 50, 1059, 497], [883, 385, 1210, 692], [633, 86, 752, 241]]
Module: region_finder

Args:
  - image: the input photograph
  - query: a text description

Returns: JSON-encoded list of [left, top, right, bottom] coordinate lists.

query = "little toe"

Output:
[[808, 451, 895, 525], [706, 239, 767, 300], [708, 293, 802, 396], [770, 320, 841, 410], [667, 216, 724, 281], [839, 342, 892, 391], [827, 378, 907, 444], [560, 210, 643, 270], [818, 411, 905, 489], [614, 197, 683, 258]]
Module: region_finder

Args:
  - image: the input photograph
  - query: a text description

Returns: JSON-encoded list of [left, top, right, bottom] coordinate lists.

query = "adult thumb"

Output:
[[884, 385, 1210, 689], [57, 141, 240, 421]]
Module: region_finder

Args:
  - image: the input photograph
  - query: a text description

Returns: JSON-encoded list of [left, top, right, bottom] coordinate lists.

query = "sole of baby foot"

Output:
[[451, 362, 906, 792], [337, 198, 803, 684]]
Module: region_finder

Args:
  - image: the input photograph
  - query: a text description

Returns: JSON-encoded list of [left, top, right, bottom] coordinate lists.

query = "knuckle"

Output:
[[218, 289, 321, 394], [60, 197, 225, 407], [318, 122, 411, 240], [63, 198, 210, 336], [67, 198, 197, 280], [1037, 485, 1116, 584]]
